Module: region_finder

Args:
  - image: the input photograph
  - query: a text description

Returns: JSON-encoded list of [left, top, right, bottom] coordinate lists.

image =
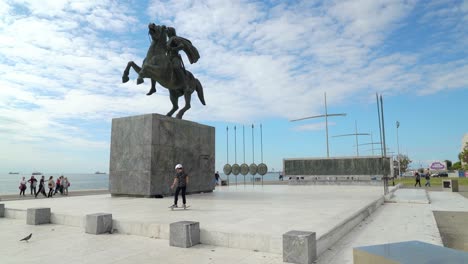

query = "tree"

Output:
[[460, 142, 468, 164], [396, 154, 412, 173], [452, 161, 462, 170], [445, 160, 452, 170]]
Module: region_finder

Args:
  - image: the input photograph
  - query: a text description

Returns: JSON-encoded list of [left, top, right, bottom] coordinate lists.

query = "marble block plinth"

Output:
[[283, 230, 316, 264], [86, 213, 113, 234], [26, 208, 50, 225], [170, 221, 200, 248], [109, 113, 215, 197], [0, 204, 4, 217]]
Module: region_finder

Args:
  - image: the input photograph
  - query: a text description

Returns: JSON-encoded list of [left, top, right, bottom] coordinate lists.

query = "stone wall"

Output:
[[284, 156, 391, 176], [109, 113, 215, 197]]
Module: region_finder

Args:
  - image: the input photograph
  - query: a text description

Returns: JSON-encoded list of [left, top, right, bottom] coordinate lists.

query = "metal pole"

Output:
[[261, 123, 264, 186], [243, 125, 245, 185], [355, 120, 359, 156], [252, 124, 255, 186], [226, 126, 229, 163], [235, 125, 237, 186], [260, 124, 263, 163], [396, 121, 401, 178], [376, 94, 383, 156], [380, 95, 388, 195], [234, 126, 237, 164], [325, 92, 330, 157], [371, 133, 374, 156]]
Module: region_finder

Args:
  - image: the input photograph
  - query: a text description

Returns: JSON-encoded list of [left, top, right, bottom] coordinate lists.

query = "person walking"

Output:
[[214, 171, 220, 186], [28, 175, 37, 196], [19, 177, 27, 196], [47, 176, 55, 198], [35, 176, 47, 198], [424, 169, 431, 187], [62, 177, 69, 195], [170, 164, 189, 209], [414, 172, 421, 187], [54, 176, 61, 195]]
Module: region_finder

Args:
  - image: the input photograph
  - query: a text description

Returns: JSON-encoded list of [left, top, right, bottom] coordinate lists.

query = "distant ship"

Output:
[[95, 171, 107, 174], [32, 172, 42, 175], [8, 172, 20, 174]]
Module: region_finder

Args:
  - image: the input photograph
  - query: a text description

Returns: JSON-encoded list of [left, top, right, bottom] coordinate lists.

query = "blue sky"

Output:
[[0, 0, 467, 173]]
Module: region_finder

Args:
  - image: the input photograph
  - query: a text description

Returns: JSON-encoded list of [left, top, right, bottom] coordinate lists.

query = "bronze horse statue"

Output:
[[122, 23, 205, 119]]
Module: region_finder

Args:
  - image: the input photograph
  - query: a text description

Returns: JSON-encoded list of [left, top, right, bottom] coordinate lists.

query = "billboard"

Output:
[[429, 161, 446, 170]]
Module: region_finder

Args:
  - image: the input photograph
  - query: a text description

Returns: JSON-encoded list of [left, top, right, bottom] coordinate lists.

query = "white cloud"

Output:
[[0, 0, 466, 171]]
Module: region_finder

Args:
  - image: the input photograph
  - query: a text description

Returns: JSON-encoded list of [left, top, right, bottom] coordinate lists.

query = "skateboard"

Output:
[[169, 205, 190, 210]]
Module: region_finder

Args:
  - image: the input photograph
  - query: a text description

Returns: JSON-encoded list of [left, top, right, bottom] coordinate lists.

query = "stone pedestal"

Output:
[[26, 208, 50, 225], [109, 114, 215, 197], [283, 230, 316, 264], [170, 221, 200, 248], [0, 204, 4, 217], [85, 213, 113, 234]]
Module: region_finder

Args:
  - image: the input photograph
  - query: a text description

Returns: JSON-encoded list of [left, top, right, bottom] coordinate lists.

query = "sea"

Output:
[[0, 172, 283, 195]]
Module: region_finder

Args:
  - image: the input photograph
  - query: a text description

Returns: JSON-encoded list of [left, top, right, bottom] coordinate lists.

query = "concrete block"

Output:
[[109, 113, 215, 197], [26, 208, 51, 225], [0, 204, 4, 217], [283, 230, 316, 264], [442, 179, 458, 192], [85, 213, 113, 234], [170, 221, 200, 248]]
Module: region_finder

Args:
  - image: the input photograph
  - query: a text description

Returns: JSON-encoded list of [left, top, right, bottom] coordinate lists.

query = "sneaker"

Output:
[[170, 204, 178, 208], [183, 204, 186, 209]]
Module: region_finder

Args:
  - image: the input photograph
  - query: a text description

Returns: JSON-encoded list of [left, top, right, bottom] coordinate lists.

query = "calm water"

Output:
[[0, 172, 282, 195], [0, 173, 109, 195]]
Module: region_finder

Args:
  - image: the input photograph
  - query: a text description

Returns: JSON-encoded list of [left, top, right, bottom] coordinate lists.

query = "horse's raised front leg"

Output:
[[166, 90, 179, 117], [176, 91, 192, 119], [146, 79, 157, 96], [122, 61, 141, 83]]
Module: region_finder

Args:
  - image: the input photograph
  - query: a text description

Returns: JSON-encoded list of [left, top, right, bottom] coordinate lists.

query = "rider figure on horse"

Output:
[[166, 27, 187, 86]]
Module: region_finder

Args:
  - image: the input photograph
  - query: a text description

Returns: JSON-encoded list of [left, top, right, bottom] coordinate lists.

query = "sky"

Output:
[[0, 0, 467, 173]]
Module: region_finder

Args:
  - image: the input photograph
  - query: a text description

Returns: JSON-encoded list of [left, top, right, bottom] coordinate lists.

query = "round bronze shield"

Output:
[[223, 164, 232, 175], [257, 163, 268, 176], [249, 163, 257, 175], [240, 163, 249, 175], [232, 164, 240, 175]]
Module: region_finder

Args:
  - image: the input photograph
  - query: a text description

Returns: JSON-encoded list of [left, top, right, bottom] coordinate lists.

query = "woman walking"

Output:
[[62, 177, 69, 195], [170, 164, 189, 209], [19, 177, 27, 196], [47, 176, 55, 198], [35, 176, 47, 198]]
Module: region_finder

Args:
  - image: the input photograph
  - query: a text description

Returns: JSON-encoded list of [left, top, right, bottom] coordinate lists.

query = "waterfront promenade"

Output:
[[1, 184, 467, 263]]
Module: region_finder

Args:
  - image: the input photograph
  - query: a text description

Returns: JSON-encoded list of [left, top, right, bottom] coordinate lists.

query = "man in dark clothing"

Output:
[[28, 176, 37, 195], [170, 164, 189, 209], [35, 176, 47, 198], [414, 172, 421, 187], [214, 171, 220, 185]]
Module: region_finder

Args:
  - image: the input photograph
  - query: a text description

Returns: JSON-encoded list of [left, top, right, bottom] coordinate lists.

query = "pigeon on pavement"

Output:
[[20, 233, 32, 242]]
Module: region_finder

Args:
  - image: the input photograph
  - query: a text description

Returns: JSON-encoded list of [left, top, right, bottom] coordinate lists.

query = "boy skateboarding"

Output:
[[170, 164, 189, 209]]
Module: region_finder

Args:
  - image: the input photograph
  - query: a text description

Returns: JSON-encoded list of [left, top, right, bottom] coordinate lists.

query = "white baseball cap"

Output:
[[175, 164, 183, 169]]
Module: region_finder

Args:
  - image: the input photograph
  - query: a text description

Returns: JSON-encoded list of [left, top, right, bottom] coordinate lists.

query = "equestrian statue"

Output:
[[122, 23, 205, 119]]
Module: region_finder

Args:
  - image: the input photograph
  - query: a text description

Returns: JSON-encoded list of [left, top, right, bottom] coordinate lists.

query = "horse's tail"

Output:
[[195, 78, 206, 105]]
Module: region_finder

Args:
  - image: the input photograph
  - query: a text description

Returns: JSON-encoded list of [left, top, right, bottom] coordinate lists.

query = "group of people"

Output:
[[414, 170, 431, 187], [19, 175, 71, 198]]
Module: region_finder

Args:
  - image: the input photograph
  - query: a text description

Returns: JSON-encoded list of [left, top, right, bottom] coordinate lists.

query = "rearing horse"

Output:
[[122, 23, 205, 119]]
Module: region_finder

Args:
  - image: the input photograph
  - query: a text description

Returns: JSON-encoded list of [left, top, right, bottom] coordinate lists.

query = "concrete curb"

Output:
[[316, 195, 385, 256], [2, 192, 387, 256]]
